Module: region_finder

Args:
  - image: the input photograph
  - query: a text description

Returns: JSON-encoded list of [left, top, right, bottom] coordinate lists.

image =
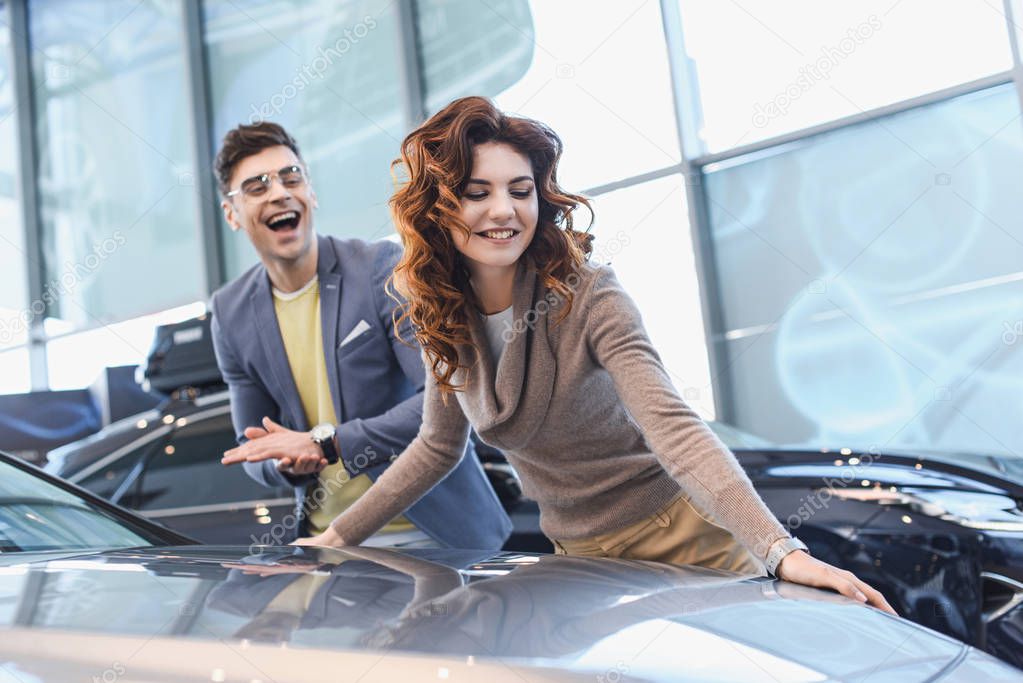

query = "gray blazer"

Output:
[[209, 235, 511, 549]]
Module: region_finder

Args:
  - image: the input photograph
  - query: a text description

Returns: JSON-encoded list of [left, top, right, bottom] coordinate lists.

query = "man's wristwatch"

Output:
[[310, 423, 340, 465], [765, 536, 809, 577]]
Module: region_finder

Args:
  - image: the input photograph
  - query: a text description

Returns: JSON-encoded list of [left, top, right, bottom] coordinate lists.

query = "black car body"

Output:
[[734, 443, 1023, 668], [46, 393, 1023, 669], [45, 389, 540, 549], [2, 452, 1020, 682], [46, 390, 296, 547]]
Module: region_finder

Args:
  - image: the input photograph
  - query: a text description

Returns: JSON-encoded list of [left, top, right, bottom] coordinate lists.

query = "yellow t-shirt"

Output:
[[272, 277, 414, 535]]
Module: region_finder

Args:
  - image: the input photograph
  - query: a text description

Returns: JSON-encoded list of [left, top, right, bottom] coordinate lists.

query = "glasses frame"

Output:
[[226, 165, 307, 200]]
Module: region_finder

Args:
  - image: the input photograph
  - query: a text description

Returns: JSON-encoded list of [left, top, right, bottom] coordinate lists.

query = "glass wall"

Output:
[[678, 0, 1014, 153], [10, 0, 710, 397], [45, 301, 206, 390], [420, 0, 682, 192], [2, 0, 1020, 452], [0, 347, 30, 395], [203, 0, 406, 278], [588, 176, 713, 409], [0, 1, 30, 393], [29, 0, 204, 329], [705, 84, 1023, 454], [419, 0, 714, 412]]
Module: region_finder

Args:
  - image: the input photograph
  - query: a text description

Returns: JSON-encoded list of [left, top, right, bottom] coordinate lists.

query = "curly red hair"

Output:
[[388, 96, 593, 394]]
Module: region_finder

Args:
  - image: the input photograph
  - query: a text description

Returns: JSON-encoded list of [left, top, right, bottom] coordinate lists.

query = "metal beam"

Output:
[[8, 0, 48, 390], [181, 0, 224, 295], [396, 0, 426, 130], [659, 0, 734, 422], [582, 163, 684, 198], [693, 70, 1015, 170], [1003, 0, 1023, 121]]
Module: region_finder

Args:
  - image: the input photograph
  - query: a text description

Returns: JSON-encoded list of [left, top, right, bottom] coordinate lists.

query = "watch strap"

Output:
[[311, 424, 340, 465], [765, 537, 809, 577]]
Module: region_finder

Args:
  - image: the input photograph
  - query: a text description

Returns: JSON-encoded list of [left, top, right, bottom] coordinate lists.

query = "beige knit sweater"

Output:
[[331, 258, 791, 561]]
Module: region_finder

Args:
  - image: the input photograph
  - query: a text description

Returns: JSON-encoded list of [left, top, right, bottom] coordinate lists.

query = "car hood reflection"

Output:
[[0, 545, 1009, 682]]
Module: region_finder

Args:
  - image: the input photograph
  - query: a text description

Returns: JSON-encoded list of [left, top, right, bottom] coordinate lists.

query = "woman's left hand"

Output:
[[776, 550, 897, 615], [291, 526, 346, 548]]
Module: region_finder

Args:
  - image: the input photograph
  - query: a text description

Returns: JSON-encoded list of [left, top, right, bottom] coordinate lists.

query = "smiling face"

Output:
[[221, 145, 318, 266], [452, 141, 539, 278]]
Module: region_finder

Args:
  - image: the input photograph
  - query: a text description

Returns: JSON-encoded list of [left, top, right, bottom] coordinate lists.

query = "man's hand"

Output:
[[292, 526, 346, 548], [221, 416, 329, 476]]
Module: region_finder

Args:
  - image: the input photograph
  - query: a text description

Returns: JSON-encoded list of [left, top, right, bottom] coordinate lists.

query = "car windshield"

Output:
[[0, 459, 162, 554]]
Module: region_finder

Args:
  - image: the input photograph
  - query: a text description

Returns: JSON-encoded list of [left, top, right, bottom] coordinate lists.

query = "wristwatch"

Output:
[[310, 423, 340, 465], [765, 536, 809, 577]]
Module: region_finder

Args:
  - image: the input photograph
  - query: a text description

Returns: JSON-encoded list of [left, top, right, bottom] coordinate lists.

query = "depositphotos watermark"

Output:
[[500, 230, 632, 344], [752, 15, 883, 128], [499, 270, 581, 344], [591, 229, 631, 265], [785, 448, 880, 531], [597, 662, 630, 683], [92, 662, 125, 683], [1003, 320, 1022, 345], [0, 231, 127, 346], [248, 445, 382, 550], [248, 15, 378, 123]]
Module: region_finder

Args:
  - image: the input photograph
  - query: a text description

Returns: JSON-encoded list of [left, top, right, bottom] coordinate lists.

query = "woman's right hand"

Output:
[[776, 550, 897, 615]]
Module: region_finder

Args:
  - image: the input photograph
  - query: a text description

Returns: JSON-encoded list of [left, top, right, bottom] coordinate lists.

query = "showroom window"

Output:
[[587, 175, 714, 411], [2, 0, 1018, 453], [419, 0, 682, 192], [704, 83, 1023, 453], [45, 301, 205, 390], [678, 0, 1016, 153], [8, 0, 715, 401], [203, 0, 407, 279], [0, 1, 31, 394], [29, 0, 205, 330], [417, 0, 714, 409], [0, 347, 30, 395]]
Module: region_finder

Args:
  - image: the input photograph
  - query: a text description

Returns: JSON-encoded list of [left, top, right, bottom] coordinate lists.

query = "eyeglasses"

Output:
[[226, 165, 307, 200]]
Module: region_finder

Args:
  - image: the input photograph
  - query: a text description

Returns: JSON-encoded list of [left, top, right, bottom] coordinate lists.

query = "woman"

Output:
[[298, 96, 894, 614]]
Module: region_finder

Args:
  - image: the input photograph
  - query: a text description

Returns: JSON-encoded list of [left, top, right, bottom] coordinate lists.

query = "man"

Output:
[[210, 122, 511, 549]]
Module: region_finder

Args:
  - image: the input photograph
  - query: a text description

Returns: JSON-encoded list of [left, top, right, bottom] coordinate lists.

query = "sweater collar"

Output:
[[457, 257, 557, 449]]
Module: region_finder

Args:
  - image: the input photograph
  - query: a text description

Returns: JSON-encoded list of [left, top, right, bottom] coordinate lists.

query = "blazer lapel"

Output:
[[251, 273, 308, 430], [318, 237, 344, 424]]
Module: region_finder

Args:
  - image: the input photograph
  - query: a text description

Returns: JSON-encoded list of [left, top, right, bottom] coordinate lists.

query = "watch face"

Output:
[[311, 424, 334, 441]]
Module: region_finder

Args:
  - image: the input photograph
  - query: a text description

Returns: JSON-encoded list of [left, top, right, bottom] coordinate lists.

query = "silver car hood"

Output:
[[0, 545, 1017, 682]]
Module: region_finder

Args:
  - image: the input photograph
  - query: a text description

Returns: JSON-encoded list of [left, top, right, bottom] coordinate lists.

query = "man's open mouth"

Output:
[[264, 210, 301, 232], [476, 228, 519, 241]]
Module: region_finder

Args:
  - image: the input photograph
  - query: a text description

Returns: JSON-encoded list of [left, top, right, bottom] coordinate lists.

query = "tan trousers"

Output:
[[552, 492, 764, 576]]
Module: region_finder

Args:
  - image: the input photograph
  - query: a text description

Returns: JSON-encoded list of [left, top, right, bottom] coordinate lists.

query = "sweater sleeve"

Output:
[[330, 350, 471, 545], [585, 266, 790, 561]]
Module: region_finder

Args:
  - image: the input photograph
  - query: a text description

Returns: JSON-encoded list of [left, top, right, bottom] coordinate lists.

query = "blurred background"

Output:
[[1, 0, 1022, 462]]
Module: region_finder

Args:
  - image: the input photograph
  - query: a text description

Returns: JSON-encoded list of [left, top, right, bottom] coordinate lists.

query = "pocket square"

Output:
[[339, 319, 371, 348]]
